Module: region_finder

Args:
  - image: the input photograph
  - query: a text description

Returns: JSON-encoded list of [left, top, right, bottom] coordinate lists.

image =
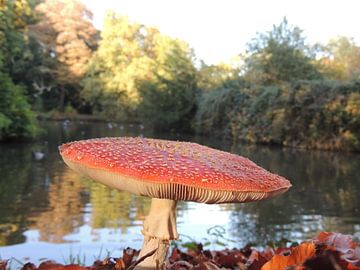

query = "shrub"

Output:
[[195, 80, 360, 151], [0, 72, 39, 140]]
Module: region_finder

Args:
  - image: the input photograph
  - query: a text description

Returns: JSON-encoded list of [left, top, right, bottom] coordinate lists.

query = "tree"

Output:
[[0, 0, 39, 140], [31, 0, 97, 111], [82, 13, 155, 119], [0, 72, 39, 140], [83, 12, 197, 130], [137, 34, 197, 131], [318, 36, 360, 81], [197, 60, 241, 92], [0, 0, 40, 84], [243, 17, 321, 84]]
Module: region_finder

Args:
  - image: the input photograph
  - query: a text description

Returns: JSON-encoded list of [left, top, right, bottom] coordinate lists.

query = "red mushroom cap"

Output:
[[59, 137, 291, 203]]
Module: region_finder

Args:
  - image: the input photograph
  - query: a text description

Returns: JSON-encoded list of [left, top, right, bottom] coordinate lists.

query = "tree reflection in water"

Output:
[[0, 121, 359, 248], [29, 168, 86, 243], [89, 183, 150, 233], [223, 143, 360, 245]]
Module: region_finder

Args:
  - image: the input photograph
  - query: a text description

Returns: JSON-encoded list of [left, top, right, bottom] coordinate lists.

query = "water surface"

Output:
[[0, 121, 359, 262]]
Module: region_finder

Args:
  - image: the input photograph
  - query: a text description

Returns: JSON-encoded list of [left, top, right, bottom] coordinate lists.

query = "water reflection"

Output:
[[0, 120, 359, 251], [29, 168, 86, 243], [225, 145, 360, 245], [89, 183, 150, 232], [0, 143, 35, 245]]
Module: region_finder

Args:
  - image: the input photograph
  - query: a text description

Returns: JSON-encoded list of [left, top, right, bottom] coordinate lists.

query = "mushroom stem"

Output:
[[135, 198, 178, 270]]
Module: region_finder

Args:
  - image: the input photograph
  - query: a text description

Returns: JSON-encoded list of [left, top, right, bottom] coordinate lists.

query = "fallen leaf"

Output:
[[21, 262, 37, 270], [167, 260, 193, 270], [246, 250, 268, 270], [348, 262, 360, 270], [0, 260, 8, 270], [303, 249, 346, 270], [193, 261, 220, 270], [215, 250, 245, 268], [314, 232, 360, 265], [262, 246, 275, 260], [122, 248, 137, 268], [315, 232, 355, 250], [114, 259, 126, 270], [62, 265, 88, 270], [38, 261, 64, 270], [261, 242, 315, 270]]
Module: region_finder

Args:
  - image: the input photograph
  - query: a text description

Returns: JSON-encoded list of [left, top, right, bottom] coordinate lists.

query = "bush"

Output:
[[0, 71, 39, 140], [195, 80, 360, 151], [194, 79, 248, 137], [137, 77, 196, 132], [136, 36, 197, 132]]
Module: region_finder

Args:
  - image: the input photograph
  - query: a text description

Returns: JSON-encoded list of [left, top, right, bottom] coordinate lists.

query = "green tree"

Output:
[[0, 0, 57, 111], [0, 0, 40, 84], [83, 12, 197, 131], [31, 0, 97, 112], [243, 17, 321, 84], [83, 13, 154, 119], [318, 36, 360, 81], [137, 34, 197, 131], [197, 60, 241, 92], [0, 71, 39, 140], [0, 0, 39, 140]]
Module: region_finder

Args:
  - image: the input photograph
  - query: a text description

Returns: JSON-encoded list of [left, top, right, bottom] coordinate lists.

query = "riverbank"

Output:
[[37, 112, 106, 122], [196, 80, 360, 153]]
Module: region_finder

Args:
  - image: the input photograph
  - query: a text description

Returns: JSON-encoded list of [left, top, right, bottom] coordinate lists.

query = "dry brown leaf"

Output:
[[215, 250, 245, 268], [193, 261, 220, 270], [38, 261, 65, 270], [246, 250, 268, 270], [0, 260, 8, 270], [167, 260, 193, 270], [62, 265, 88, 270]]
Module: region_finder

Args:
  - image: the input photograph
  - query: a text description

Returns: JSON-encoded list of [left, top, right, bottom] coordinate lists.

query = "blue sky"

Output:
[[83, 0, 360, 65]]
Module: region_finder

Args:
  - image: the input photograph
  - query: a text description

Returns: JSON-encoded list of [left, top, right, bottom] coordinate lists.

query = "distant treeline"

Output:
[[196, 80, 360, 151], [0, 1, 360, 151]]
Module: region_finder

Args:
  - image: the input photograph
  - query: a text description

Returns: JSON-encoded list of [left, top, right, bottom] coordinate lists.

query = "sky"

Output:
[[82, 0, 360, 65]]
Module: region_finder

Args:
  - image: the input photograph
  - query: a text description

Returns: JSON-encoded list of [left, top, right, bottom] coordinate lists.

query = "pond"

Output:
[[0, 120, 359, 264]]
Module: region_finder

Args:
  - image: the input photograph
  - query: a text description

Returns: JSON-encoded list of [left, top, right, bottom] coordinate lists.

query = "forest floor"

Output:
[[1, 232, 359, 270]]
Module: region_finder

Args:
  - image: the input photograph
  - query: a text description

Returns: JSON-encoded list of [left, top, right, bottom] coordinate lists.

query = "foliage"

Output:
[[243, 17, 322, 84], [1, 3, 360, 146], [0, 71, 39, 140], [0, 0, 46, 99], [195, 81, 247, 137], [196, 80, 360, 151], [0, 0, 40, 140], [0, 0, 38, 74], [31, 0, 97, 111], [82, 14, 156, 119], [197, 61, 241, 92], [83, 12, 197, 131], [137, 35, 197, 131], [33, 0, 97, 84], [318, 36, 360, 81]]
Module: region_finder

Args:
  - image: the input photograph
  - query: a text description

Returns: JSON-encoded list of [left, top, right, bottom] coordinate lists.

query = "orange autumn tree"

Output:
[[31, 0, 97, 112]]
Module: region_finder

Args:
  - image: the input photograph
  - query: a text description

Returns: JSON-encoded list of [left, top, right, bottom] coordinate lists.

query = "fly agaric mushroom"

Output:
[[59, 137, 291, 269]]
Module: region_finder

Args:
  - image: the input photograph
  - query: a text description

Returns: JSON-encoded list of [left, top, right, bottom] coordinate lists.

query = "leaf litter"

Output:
[[1, 232, 359, 270]]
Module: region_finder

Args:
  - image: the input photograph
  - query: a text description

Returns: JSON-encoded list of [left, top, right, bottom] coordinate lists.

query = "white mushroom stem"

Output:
[[135, 198, 178, 270]]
